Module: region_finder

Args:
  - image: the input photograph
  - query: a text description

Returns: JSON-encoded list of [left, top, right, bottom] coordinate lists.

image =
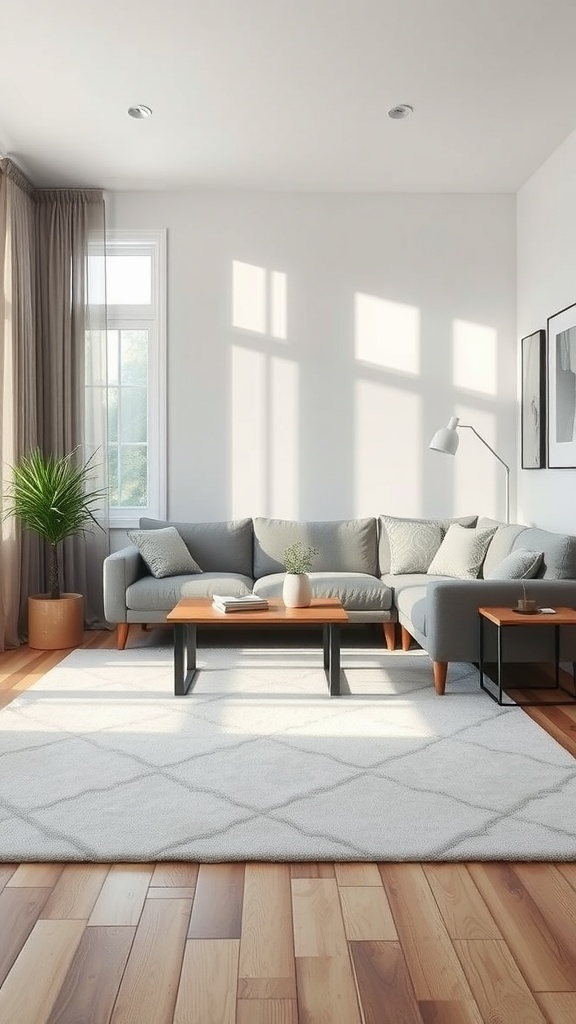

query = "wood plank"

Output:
[[291, 878, 347, 957], [174, 939, 239, 1024], [350, 941, 423, 1024], [7, 863, 64, 888], [88, 865, 153, 926], [454, 939, 546, 1024], [41, 864, 110, 920], [188, 864, 244, 939], [522, 706, 576, 757], [46, 926, 135, 1024], [0, 920, 85, 1024], [379, 863, 476, 1001], [236, 999, 297, 1024], [290, 863, 335, 878], [339, 885, 397, 940], [0, 864, 17, 892], [558, 861, 576, 891], [239, 864, 295, 996], [418, 1000, 484, 1024], [513, 862, 576, 979], [146, 886, 195, 900], [536, 992, 576, 1024], [469, 862, 576, 991], [296, 956, 362, 1024], [150, 862, 199, 887], [334, 863, 382, 886], [0, 650, 73, 708], [0, 886, 52, 986], [237, 978, 296, 999], [110, 898, 192, 1024], [422, 864, 502, 940]]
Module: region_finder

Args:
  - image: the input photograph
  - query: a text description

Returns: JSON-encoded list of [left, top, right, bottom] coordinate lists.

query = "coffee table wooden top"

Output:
[[479, 606, 576, 627], [166, 596, 349, 626]]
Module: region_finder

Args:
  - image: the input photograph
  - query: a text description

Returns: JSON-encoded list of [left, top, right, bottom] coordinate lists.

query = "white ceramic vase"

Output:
[[282, 572, 313, 608]]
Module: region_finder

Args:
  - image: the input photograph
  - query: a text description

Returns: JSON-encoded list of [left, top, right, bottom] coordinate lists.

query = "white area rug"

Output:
[[1, 645, 576, 862]]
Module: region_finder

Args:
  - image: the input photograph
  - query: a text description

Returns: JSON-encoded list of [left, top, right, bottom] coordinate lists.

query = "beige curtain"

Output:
[[36, 190, 109, 626], [0, 163, 109, 648], [0, 160, 39, 648]]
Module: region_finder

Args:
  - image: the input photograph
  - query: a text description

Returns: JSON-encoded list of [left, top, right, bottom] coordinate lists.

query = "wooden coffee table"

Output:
[[166, 597, 349, 696], [478, 605, 576, 706]]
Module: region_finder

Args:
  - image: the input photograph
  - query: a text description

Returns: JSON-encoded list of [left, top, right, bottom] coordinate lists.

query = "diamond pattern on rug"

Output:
[[1, 645, 576, 861]]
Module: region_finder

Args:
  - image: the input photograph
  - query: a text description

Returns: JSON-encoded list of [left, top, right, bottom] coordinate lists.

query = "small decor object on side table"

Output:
[[282, 541, 318, 608], [514, 582, 538, 615]]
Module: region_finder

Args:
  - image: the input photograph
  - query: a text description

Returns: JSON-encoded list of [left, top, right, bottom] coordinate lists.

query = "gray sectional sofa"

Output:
[[103, 513, 576, 694]]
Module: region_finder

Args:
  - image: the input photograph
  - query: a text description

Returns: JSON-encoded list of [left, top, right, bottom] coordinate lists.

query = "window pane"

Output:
[[106, 255, 152, 305], [119, 446, 148, 507], [120, 387, 147, 443], [108, 387, 119, 443], [121, 330, 148, 384], [107, 331, 119, 385], [108, 447, 119, 506]]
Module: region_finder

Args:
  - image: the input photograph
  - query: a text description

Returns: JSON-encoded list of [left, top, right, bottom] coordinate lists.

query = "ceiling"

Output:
[[2, 0, 576, 192]]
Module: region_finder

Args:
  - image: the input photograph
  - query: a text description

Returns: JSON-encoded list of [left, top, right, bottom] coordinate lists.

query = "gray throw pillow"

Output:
[[382, 516, 444, 574], [127, 527, 203, 578], [427, 524, 497, 580], [484, 549, 543, 580]]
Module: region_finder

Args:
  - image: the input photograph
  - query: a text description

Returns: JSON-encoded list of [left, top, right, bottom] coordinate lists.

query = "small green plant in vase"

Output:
[[282, 542, 318, 608]]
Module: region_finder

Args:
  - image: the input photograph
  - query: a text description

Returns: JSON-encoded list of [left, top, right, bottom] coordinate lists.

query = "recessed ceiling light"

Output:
[[388, 104, 413, 120], [128, 105, 152, 119]]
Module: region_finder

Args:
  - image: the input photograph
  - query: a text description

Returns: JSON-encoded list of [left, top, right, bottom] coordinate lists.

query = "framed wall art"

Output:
[[547, 301, 576, 468], [521, 329, 546, 469]]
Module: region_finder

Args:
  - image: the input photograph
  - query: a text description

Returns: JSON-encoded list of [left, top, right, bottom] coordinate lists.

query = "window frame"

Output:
[[105, 229, 167, 529]]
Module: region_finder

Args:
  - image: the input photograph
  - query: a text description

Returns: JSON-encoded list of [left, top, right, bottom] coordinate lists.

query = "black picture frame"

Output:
[[521, 329, 546, 469], [547, 301, 576, 468]]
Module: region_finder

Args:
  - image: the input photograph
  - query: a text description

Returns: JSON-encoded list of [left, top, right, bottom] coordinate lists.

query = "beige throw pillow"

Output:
[[427, 524, 497, 580], [382, 516, 444, 574]]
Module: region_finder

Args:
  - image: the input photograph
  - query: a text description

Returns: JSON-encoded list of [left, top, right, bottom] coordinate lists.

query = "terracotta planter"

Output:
[[28, 593, 84, 650], [283, 573, 312, 608]]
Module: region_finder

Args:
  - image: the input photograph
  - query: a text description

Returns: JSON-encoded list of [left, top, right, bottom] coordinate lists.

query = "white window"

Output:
[[86, 229, 166, 528]]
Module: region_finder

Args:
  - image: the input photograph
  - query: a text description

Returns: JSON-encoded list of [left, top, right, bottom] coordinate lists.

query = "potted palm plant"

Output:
[[282, 541, 318, 608], [3, 448, 105, 649]]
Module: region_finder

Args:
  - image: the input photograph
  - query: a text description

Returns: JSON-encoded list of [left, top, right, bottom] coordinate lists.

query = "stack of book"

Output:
[[212, 594, 269, 613]]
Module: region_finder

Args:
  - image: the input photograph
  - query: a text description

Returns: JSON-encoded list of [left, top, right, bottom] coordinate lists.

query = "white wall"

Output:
[[517, 127, 576, 531], [106, 191, 516, 527]]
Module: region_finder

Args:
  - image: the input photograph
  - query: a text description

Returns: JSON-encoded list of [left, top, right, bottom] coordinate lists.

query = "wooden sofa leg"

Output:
[[383, 623, 396, 651], [400, 626, 412, 652], [141, 623, 149, 632], [117, 623, 130, 650], [433, 661, 448, 695]]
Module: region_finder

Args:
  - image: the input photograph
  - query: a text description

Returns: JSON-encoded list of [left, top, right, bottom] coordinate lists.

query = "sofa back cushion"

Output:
[[477, 518, 528, 577], [511, 527, 576, 579], [139, 518, 253, 577], [253, 517, 378, 578], [378, 514, 477, 574]]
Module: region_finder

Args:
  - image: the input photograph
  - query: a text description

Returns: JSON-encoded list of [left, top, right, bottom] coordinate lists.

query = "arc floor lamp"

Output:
[[429, 416, 510, 524]]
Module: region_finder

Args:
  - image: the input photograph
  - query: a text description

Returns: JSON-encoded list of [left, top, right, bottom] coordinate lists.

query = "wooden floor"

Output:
[[1, 631, 576, 1024]]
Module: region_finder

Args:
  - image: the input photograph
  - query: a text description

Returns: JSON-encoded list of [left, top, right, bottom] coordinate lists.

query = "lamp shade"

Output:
[[429, 416, 460, 456]]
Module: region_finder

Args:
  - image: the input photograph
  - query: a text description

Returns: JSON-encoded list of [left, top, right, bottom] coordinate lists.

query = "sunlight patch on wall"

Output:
[[355, 293, 420, 375], [453, 319, 497, 395], [231, 346, 298, 518], [232, 261, 287, 340], [454, 404, 497, 519], [354, 380, 421, 516]]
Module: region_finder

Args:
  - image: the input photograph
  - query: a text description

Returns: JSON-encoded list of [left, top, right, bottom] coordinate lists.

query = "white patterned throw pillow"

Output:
[[427, 524, 497, 579], [382, 516, 444, 574], [127, 527, 203, 578]]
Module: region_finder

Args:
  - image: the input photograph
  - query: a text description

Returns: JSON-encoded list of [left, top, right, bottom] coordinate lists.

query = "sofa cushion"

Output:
[[126, 572, 254, 611], [380, 572, 447, 595], [139, 518, 253, 577], [394, 585, 429, 636], [127, 527, 203, 578], [477, 518, 528, 576], [511, 527, 576, 579], [378, 515, 478, 574], [484, 549, 543, 580], [253, 518, 378, 578], [427, 524, 497, 579], [380, 516, 444, 573], [253, 572, 392, 611]]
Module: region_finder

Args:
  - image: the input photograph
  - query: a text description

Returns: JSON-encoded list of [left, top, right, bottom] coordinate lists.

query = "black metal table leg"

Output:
[[497, 623, 503, 705], [326, 624, 341, 696], [323, 625, 330, 672], [174, 623, 198, 696]]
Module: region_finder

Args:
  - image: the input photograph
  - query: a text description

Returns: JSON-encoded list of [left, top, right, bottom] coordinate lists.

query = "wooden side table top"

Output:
[[478, 606, 576, 627], [166, 596, 349, 626]]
